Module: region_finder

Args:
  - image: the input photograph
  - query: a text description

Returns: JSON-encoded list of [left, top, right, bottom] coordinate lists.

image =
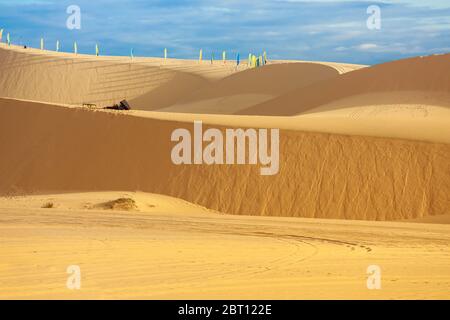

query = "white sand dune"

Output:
[[127, 102, 450, 144], [273, 59, 365, 75], [0, 44, 235, 108], [0, 44, 360, 110], [238, 54, 450, 116], [1, 44, 448, 144], [155, 63, 340, 114]]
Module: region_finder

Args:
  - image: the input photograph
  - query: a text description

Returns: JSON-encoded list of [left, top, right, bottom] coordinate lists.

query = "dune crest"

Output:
[[156, 63, 340, 114], [0, 44, 362, 112], [238, 54, 450, 116]]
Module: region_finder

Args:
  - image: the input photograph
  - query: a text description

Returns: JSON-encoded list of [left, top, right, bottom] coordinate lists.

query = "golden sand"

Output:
[[0, 44, 449, 299]]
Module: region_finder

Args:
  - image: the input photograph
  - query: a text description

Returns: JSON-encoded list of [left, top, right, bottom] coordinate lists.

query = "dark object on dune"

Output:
[[120, 100, 131, 110], [83, 103, 97, 108], [105, 100, 131, 111]]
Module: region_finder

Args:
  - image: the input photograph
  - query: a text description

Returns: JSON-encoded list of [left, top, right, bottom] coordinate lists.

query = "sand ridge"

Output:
[[155, 63, 340, 114], [238, 54, 450, 116], [0, 44, 363, 110], [0, 44, 235, 108]]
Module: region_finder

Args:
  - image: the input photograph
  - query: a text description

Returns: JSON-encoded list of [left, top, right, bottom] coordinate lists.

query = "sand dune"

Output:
[[128, 102, 450, 144], [0, 44, 363, 112], [128, 72, 211, 110], [238, 54, 450, 115], [155, 63, 340, 114], [0, 98, 448, 221], [0, 45, 449, 221], [0, 191, 216, 215], [0, 43, 449, 300], [0, 44, 235, 108], [1, 194, 449, 299], [274, 59, 365, 75]]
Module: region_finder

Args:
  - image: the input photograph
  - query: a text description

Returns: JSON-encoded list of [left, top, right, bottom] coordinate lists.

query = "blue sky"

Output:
[[0, 0, 449, 65]]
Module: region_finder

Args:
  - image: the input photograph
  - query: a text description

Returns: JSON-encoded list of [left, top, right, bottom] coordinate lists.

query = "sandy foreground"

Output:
[[0, 44, 449, 299], [0, 191, 449, 300]]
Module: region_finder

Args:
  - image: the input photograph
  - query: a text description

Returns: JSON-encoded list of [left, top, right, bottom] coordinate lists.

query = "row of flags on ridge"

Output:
[[198, 48, 267, 67], [0, 30, 268, 66]]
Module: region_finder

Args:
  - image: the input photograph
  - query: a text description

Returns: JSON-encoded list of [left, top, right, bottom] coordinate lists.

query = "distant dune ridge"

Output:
[[0, 44, 449, 221], [0, 44, 234, 108], [238, 54, 450, 116], [154, 63, 340, 114]]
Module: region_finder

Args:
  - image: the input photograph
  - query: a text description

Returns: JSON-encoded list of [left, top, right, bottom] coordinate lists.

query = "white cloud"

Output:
[[277, 0, 450, 9], [357, 43, 379, 51]]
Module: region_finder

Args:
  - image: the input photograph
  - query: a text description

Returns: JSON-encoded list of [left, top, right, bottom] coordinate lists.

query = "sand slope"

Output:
[[238, 54, 450, 115], [156, 63, 339, 114], [274, 60, 365, 75], [0, 44, 364, 112], [0, 44, 234, 108], [128, 101, 450, 144], [0, 191, 216, 215], [127, 72, 211, 110], [0, 98, 448, 221]]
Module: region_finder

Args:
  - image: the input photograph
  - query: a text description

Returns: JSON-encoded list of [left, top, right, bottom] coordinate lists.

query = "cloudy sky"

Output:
[[0, 0, 449, 65]]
